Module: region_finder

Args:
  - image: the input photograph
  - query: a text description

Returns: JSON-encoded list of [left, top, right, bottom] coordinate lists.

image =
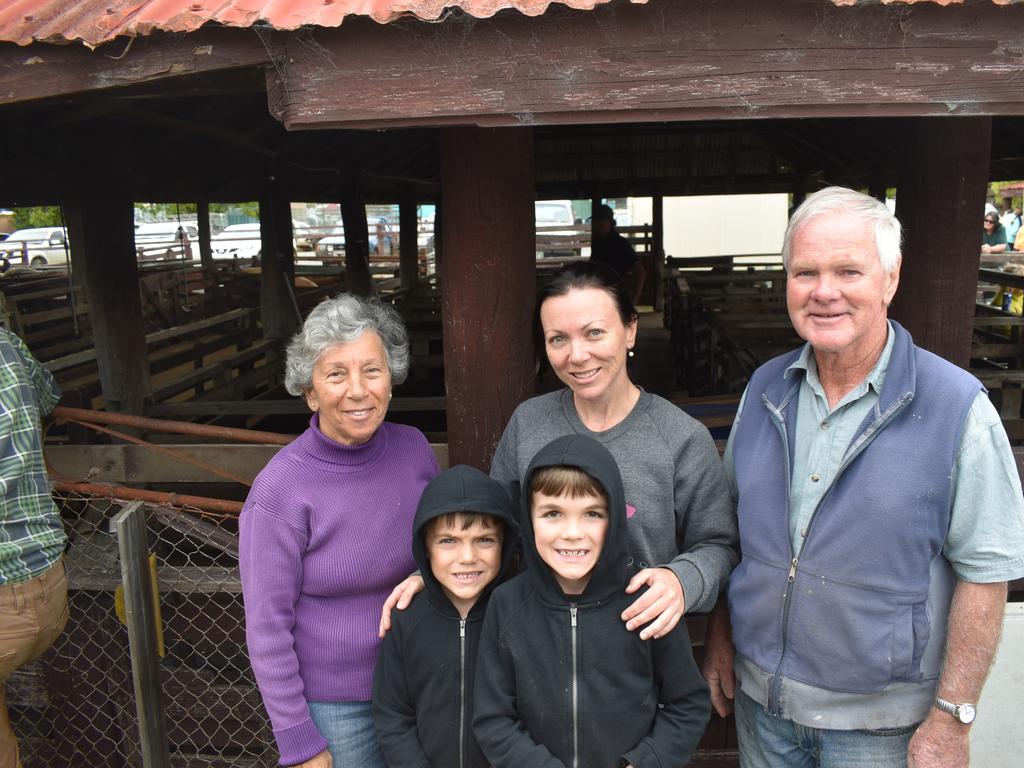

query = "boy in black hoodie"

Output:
[[474, 434, 710, 768], [372, 464, 518, 768]]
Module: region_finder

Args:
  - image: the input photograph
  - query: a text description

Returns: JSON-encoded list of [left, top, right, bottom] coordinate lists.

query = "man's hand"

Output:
[[293, 749, 332, 768], [702, 598, 736, 717], [622, 568, 685, 640], [378, 574, 425, 637], [907, 714, 968, 768]]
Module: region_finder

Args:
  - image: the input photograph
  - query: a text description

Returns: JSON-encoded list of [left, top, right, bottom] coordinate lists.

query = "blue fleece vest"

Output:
[[728, 322, 982, 695]]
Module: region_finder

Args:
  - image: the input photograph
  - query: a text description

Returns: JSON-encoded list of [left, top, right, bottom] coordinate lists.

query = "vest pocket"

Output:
[[728, 556, 788, 665], [784, 574, 927, 694]]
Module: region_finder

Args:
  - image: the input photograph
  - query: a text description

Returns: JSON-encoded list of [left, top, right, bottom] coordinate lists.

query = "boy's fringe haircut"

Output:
[[529, 465, 607, 502], [425, 511, 503, 535]]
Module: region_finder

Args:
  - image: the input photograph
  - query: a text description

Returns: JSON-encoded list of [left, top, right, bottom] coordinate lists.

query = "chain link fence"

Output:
[[9, 491, 275, 768]]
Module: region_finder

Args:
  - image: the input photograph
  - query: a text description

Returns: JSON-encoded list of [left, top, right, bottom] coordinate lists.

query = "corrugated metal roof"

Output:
[[0, 0, 639, 48], [0, 0, 1014, 49]]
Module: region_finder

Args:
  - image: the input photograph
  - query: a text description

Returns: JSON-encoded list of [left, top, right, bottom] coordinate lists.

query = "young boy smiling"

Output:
[[474, 434, 709, 768], [372, 465, 518, 768]]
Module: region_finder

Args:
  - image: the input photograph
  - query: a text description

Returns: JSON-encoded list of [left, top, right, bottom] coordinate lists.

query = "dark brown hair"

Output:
[[425, 512, 503, 536], [529, 465, 607, 502]]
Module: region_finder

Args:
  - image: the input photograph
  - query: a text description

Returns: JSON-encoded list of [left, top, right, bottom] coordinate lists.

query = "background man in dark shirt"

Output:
[[590, 203, 647, 305]]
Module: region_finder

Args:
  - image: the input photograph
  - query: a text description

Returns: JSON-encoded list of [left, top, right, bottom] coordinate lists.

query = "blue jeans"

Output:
[[735, 690, 918, 768], [307, 700, 385, 768]]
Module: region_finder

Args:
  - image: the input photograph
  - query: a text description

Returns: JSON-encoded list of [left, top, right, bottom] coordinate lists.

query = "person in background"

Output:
[[1003, 207, 1021, 250], [0, 327, 67, 768], [703, 187, 1024, 768], [982, 212, 1008, 254], [589, 203, 647, 305], [241, 294, 439, 768]]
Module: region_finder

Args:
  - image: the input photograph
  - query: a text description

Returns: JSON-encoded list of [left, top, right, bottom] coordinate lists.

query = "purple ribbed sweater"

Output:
[[240, 416, 439, 765]]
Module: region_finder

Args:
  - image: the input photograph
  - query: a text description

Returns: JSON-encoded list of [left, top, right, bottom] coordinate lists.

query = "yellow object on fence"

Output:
[[114, 553, 166, 658]]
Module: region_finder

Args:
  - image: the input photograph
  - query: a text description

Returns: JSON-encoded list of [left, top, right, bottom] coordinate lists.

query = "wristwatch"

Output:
[[934, 697, 976, 724]]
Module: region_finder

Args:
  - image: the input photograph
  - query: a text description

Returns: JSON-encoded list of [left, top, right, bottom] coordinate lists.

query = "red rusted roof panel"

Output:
[[0, 0, 1014, 48], [0, 0, 642, 47]]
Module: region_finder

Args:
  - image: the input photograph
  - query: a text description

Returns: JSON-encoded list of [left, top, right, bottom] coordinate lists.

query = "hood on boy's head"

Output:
[[521, 434, 629, 604], [412, 464, 519, 616]]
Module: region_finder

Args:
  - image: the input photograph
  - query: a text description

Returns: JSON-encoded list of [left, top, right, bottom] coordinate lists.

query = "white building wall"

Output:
[[658, 193, 789, 260]]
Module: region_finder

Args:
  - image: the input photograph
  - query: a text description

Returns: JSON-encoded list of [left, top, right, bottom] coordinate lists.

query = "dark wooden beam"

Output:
[[259, 165, 299, 340], [340, 186, 375, 297], [196, 201, 214, 272], [892, 118, 991, 366], [66, 138, 151, 413], [399, 192, 419, 292], [0, 29, 273, 107], [441, 127, 536, 469], [274, 3, 1024, 131]]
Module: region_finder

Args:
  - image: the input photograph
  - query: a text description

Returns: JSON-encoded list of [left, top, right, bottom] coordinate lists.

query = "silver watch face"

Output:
[[957, 703, 976, 724]]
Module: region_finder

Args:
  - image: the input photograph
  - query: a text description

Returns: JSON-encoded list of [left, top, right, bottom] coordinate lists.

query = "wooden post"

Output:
[[399, 192, 419, 292], [869, 168, 887, 203], [259, 168, 299, 340], [66, 150, 151, 413], [111, 501, 171, 768], [652, 195, 665, 311], [196, 201, 214, 272], [893, 117, 991, 366], [341, 187, 375, 297], [440, 127, 536, 469]]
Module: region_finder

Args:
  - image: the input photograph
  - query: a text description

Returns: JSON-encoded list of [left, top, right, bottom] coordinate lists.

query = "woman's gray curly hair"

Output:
[[283, 294, 410, 396]]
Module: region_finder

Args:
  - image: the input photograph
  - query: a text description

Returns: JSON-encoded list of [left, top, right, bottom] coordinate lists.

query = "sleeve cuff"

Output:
[[667, 560, 707, 614], [273, 718, 329, 766], [622, 738, 659, 768]]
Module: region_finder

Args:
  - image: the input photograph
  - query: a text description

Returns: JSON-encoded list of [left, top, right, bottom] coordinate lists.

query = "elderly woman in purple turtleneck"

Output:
[[240, 294, 439, 768]]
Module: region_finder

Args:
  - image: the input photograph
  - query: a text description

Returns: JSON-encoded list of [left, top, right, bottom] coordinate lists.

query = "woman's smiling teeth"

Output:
[[571, 368, 600, 380]]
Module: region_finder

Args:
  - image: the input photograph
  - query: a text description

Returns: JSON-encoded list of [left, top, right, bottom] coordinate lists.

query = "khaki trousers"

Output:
[[0, 560, 69, 768]]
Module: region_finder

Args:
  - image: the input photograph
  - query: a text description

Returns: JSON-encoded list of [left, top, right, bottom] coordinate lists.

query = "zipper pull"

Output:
[[460, 618, 466, 638], [570, 605, 577, 627], [788, 558, 799, 582]]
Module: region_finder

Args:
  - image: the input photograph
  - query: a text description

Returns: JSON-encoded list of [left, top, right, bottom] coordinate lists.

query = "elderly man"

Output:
[[703, 187, 1024, 767]]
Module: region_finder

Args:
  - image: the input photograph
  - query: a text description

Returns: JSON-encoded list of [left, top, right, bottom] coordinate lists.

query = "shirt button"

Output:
[[810, 474, 820, 482], [821, 421, 829, 430], [800, 529, 807, 538]]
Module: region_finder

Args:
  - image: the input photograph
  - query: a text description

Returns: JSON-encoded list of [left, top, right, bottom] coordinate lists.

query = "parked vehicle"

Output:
[[314, 219, 394, 261], [0, 226, 70, 267], [535, 200, 581, 258], [135, 221, 197, 261], [212, 223, 262, 261]]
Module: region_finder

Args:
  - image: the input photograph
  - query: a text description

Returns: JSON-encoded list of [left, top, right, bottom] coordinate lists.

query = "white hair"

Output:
[[283, 294, 410, 395], [782, 187, 902, 273]]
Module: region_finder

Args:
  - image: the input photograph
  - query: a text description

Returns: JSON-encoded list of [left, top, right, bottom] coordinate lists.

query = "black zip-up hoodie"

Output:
[[372, 464, 518, 768], [473, 434, 710, 768]]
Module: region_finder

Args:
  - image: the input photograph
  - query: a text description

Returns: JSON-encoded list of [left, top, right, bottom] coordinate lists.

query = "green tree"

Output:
[[12, 206, 63, 229]]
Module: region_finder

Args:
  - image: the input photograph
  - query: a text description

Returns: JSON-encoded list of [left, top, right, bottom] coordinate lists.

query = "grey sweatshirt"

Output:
[[489, 389, 738, 613]]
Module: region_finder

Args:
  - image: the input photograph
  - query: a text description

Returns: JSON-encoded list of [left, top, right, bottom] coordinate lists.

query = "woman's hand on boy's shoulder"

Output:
[[622, 567, 685, 640], [379, 573, 426, 638]]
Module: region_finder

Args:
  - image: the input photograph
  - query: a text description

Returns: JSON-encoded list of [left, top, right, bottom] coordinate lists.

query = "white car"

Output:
[[0, 227, 70, 267], [212, 223, 262, 261], [135, 222, 197, 261]]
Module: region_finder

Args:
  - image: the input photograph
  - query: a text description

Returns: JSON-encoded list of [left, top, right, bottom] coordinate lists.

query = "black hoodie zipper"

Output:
[[569, 604, 579, 768], [459, 617, 467, 768]]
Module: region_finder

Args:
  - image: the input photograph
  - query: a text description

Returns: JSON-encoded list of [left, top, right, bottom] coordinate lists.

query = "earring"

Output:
[[628, 348, 635, 358]]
